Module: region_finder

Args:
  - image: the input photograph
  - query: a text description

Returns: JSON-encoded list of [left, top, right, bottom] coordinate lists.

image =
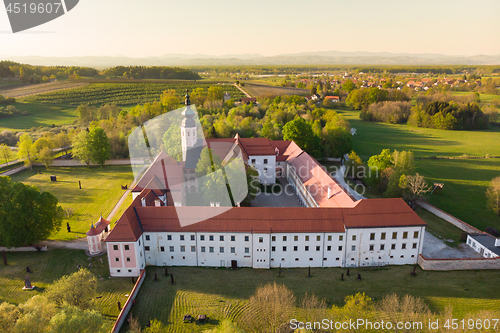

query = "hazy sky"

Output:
[[1, 0, 499, 58]]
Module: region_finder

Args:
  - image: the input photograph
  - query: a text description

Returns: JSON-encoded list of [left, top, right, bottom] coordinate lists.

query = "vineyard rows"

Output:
[[25, 83, 245, 106]]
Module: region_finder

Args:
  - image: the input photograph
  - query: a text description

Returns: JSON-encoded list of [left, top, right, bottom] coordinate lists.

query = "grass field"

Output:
[[0, 81, 89, 98], [338, 108, 500, 232], [126, 266, 500, 332], [0, 102, 78, 132], [23, 82, 245, 106], [415, 208, 465, 246], [9, 165, 134, 240], [0, 249, 132, 330]]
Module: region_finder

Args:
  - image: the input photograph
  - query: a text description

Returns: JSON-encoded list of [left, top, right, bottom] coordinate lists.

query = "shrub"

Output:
[[485, 227, 500, 237]]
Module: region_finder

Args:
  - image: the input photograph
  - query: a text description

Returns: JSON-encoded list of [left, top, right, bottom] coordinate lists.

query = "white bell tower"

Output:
[[181, 90, 197, 161]]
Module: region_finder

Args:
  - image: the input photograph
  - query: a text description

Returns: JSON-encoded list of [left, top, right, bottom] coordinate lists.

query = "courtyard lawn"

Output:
[[336, 108, 500, 233], [0, 102, 78, 132], [126, 266, 500, 332], [8, 165, 134, 241], [0, 249, 132, 330]]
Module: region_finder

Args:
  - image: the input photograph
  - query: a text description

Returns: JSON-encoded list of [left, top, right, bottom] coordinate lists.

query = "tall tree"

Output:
[[283, 117, 320, 157], [72, 131, 92, 166], [16, 133, 36, 170], [46, 269, 98, 309], [88, 126, 111, 167], [400, 173, 430, 205], [160, 89, 179, 111], [0, 144, 13, 165], [486, 176, 500, 215], [0, 176, 63, 247]]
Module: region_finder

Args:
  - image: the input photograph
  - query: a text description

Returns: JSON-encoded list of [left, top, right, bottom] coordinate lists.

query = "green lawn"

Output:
[[126, 266, 500, 332], [0, 102, 77, 132], [338, 109, 500, 232], [415, 208, 465, 246], [0, 249, 132, 330], [9, 165, 134, 240]]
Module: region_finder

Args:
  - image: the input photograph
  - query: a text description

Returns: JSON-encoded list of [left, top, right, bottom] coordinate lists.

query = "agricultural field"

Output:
[[0, 81, 89, 98], [338, 108, 500, 232], [242, 83, 308, 98], [125, 265, 500, 332], [0, 249, 132, 330], [0, 102, 78, 132], [9, 165, 134, 241], [22, 82, 245, 106]]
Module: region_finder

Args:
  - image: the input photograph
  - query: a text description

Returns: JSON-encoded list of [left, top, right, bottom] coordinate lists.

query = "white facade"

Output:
[[249, 155, 276, 185], [108, 226, 425, 276], [467, 235, 500, 258], [181, 124, 197, 161]]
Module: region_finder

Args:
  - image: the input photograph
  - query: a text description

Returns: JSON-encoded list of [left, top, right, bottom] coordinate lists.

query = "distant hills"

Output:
[[1, 51, 500, 68]]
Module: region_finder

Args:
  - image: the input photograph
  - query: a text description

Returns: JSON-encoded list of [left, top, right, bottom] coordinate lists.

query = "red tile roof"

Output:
[[132, 152, 183, 193], [238, 137, 276, 156]]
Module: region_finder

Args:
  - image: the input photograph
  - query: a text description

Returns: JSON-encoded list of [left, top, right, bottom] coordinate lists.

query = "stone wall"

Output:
[[111, 269, 146, 333], [418, 254, 500, 271], [417, 202, 482, 234]]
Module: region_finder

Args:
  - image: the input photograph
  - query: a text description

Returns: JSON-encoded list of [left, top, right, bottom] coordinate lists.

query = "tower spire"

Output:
[[185, 89, 190, 106]]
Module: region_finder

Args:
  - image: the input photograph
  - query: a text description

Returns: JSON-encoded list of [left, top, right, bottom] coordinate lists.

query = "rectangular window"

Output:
[[283, 246, 287, 252], [191, 235, 195, 241], [369, 245, 374, 251], [230, 247, 235, 253], [200, 235, 205, 241], [245, 247, 249, 253], [328, 235, 332, 241], [392, 232, 397, 239], [351, 245, 356, 251], [245, 236, 249, 242], [272, 236, 276, 242], [316, 235, 321, 241], [305, 246, 309, 251], [381, 232, 386, 240], [391, 244, 396, 250], [283, 236, 287, 241], [294, 235, 298, 241], [380, 244, 385, 250], [294, 246, 298, 251], [115, 257, 119, 262], [251, 159, 256, 164], [264, 159, 268, 164], [220, 235, 224, 241], [339, 235, 343, 241], [201, 246, 206, 252], [231, 235, 235, 241], [370, 233, 375, 240], [402, 244, 406, 249], [191, 246, 196, 252], [180, 235, 185, 241], [272, 246, 276, 252], [169, 246, 174, 252], [327, 246, 331, 251], [305, 235, 310, 241], [113, 245, 118, 251], [259, 237, 263, 243], [160, 246, 165, 252], [316, 246, 320, 251], [209, 235, 214, 241], [145, 235, 150, 241], [412, 243, 417, 249], [403, 232, 408, 239], [338, 246, 343, 251], [352, 235, 356, 241], [126, 257, 130, 262], [167, 235, 172, 241], [124, 245, 129, 250], [220, 247, 224, 253], [145, 246, 150, 251], [209, 247, 214, 253], [414, 231, 419, 238], [180, 246, 185, 252]]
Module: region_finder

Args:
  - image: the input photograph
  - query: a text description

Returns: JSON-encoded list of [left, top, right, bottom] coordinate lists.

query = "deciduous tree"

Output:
[[46, 269, 97, 309], [0, 143, 13, 165], [16, 133, 36, 169]]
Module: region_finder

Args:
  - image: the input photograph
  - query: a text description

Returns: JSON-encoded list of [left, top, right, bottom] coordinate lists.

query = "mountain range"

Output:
[[1, 51, 500, 68]]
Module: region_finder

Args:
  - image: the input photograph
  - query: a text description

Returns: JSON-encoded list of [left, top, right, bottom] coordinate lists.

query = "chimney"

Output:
[[210, 202, 215, 207], [495, 238, 500, 247], [154, 200, 161, 207], [215, 202, 220, 207], [141, 197, 146, 207], [327, 187, 332, 199], [275, 147, 279, 156]]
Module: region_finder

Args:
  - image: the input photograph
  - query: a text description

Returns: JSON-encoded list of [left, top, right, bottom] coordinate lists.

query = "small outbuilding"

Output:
[[86, 216, 111, 255]]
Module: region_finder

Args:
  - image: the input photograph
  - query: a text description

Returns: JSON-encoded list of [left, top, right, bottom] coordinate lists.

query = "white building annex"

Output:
[[103, 94, 427, 277]]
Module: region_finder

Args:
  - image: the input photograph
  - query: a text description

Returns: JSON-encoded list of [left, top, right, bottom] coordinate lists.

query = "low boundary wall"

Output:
[[418, 254, 500, 271], [111, 269, 146, 333], [417, 201, 482, 234]]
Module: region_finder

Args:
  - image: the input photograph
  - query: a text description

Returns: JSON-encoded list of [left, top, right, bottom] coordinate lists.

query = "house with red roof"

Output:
[[102, 92, 427, 276]]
